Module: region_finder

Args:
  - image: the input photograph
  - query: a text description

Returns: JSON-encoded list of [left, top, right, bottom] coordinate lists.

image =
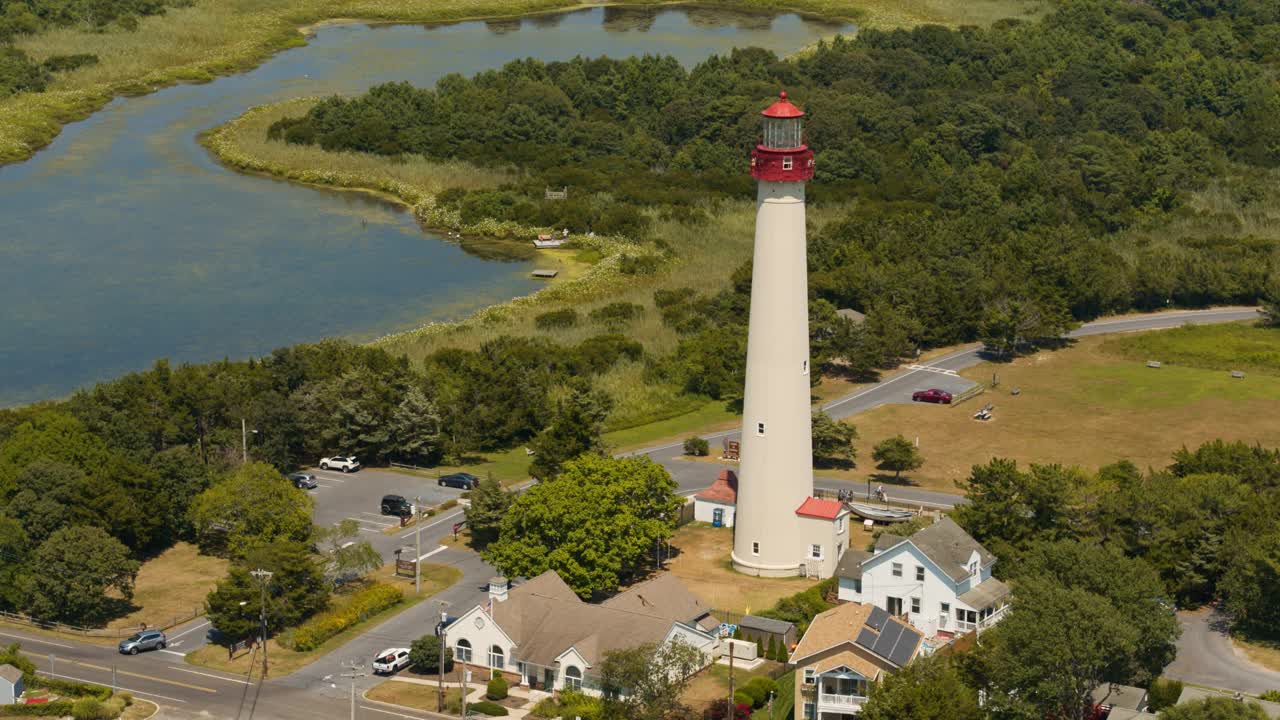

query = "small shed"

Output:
[[0, 664, 24, 705], [836, 308, 866, 324], [693, 470, 737, 527], [738, 614, 797, 652]]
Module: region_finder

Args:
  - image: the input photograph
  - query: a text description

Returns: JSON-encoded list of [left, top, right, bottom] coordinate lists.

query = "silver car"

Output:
[[118, 630, 167, 654]]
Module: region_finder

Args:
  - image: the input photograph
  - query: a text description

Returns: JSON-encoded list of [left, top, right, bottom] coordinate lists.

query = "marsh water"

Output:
[[0, 6, 850, 405]]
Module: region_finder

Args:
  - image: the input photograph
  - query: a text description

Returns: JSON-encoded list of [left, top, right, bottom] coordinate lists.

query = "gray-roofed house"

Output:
[[1092, 683, 1150, 714], [1176, 687, 1280, 719], [836, 517, 1010, 637], [0, 664, 23, 705], [737, 615, 797, 654], [790, 602, 924, 720], [443, 572, 719, 694]]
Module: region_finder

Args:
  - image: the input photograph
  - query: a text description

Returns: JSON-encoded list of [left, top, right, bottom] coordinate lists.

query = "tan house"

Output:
[[791, 603, 923, 720], [443, 572, 720, 694]]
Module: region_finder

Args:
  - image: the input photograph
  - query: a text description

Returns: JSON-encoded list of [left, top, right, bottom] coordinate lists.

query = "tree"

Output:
[[188, 462, 314, 556], [979, 295, 1075, 358], [205, 537, 329, 642], [389, 386, 444, 466], [860, 655, 981, 720], [0, 518, 30, 611], [600, 639, 705, 720], [1220, 526, 1280, 636], [1260, 274, 1280, 328], [25, 526, 139, 624], [528, 380, 613, 480], [952, 459, 1088, 563], [812, 411, 857, 468], [1159, 697, 1269, 720], [465, 475, 513, 547], [683, 437, 710, 457], [410, 634, 453, 674], [872, 436, 923, 480], [483, 455, 683, 597], [315, 520, 382, 586]]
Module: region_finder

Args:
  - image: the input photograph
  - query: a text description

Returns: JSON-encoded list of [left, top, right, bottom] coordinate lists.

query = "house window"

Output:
[[911, 597, 921, 614], [940, 603, 950, 614], [969, 560, 979, 575], [564, 666, 583, 691], [752, 542, 760, 556], [757, 422, 766, 436], [836, 516, 845, 533], [489, 645, 505, 670], [851, 578, 862, 594], [803, 702, 815, 720], [455, 639, 472, 662], [804, 668, 816, 685], [782, 156, 794, 171], [915, 566, 925, 582], [811, 544, 823, 560], [891, 562, 903, 578], [802, 359, 809, 375]]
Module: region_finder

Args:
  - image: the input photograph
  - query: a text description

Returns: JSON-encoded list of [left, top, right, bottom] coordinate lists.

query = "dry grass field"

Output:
[[1234, 637, 1280, 674], [666, 525, 817, 614], [366, 682, 465, 713], [107, 542, 229, 630]]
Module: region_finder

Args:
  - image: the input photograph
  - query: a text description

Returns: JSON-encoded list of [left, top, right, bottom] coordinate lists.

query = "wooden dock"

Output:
[[532, 269, 559, 279]]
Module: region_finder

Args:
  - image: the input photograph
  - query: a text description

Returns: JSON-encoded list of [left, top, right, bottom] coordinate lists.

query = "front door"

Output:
[[542, 668, 554, 690], [886, 597, 903, 616]]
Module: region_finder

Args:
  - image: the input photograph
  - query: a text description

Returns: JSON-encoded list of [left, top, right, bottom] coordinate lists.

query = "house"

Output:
[[693, 470, 737, 527], [793, 497, 853, 579], [1176, 687, 1280, 719], [835, 517, 1009, 636], [1091, 684, 1155, 719], [835, 309, 866, 324], [442, 571, 719, 694], [791, 602, 923, 719], [0, 664, 23, 705], [737, 615, 797, 654]]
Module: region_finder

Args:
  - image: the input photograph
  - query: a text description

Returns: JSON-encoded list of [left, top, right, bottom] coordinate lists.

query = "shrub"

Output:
[[743, 677, 777, 708], [1148, 678, 1184, 711], [733, 690, 754, 708], [287, 583, 403, 651], [530, 690, 601, 720], [703, 702, 751, 720], [70, 697, 113, 720], [1259, 691, 1280, 702], [0, 700, 75, 716], [486, 674, 508, 700], [470, 701, 509, 716], [535, 308, 578, 330], [410, 634, 453, 674], [653, 287, 695, 309], [619, 254, 660, 275], [764, 636, 777, 663], [683, 437, 709, 456], [32, 677, 112, 701], [588, 302, 643, 327], [41, 54, 99, 73]]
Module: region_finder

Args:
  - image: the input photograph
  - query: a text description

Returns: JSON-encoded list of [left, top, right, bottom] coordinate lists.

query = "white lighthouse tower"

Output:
[[731, 92, 828, 577]]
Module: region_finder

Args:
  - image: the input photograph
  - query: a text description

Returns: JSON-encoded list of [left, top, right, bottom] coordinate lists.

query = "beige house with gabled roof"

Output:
[[791, 602, 923, 720], [443, 571, 719, 694]]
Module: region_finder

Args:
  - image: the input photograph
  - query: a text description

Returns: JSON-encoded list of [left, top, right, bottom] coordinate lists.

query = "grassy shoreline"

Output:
[[2, 0, 1045, 166]]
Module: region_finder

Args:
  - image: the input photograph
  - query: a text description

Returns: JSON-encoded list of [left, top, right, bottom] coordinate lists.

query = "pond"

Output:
[[0, 6, 851, 406]]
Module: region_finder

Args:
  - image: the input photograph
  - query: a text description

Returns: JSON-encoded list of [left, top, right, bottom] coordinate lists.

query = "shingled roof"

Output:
[[695, 470, 737, 504], [880, 517, 995, 582]]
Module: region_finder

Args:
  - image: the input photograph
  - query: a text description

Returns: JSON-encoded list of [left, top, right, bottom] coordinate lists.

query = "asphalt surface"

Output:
[[1165, 607, 1280, 695], [6, 306, 1259, 719]]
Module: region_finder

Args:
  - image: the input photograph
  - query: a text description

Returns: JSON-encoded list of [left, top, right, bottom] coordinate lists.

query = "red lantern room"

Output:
[[750, 91, 815, 183]]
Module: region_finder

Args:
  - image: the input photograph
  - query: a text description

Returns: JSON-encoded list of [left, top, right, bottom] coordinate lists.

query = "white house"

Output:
[[835, 517, 1009, 637], [693, 470, 737, 527], [793, 498, 853, 579], [0, 664, 22, 705], [442, 571, 720, 694]]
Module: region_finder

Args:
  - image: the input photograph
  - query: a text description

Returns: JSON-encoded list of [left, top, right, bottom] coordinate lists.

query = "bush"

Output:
[[530, 690, 601, 720], [653, 287, 695, 309], [32, 677, 112, 701], [287, 583, 403, 651], [409, 634, 452, 674], [41, 54, 99, 73], [0, 701, 75, 716], [764, 636, 777, 663], [486, 674, 508, 700], [470, 701, 509, 716], [733, 690, 754, 708], [535, 308, 578, 330], [1258, 691, 1280, 702], [742, 677, 777, 708], [758, 577, 837, 634], [683, 437, 710, 456], [588, 302, 644, 327], [70, 697, 113, 720], [703, 703, 751, 720], [619, 254, 660, 275], [1148, 678, 1184, 711]]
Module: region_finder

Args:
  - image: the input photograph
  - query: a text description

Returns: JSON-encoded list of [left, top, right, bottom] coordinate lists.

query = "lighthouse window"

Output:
[[782, 156, 793, 171], [752, 542, 760, 556], [802, 359, 809, 375], [757, 422, 766, 436]]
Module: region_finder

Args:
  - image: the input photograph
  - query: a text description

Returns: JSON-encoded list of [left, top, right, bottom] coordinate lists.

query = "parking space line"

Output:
[[417, 546, 448, 562], [349, 517, 395, 528]]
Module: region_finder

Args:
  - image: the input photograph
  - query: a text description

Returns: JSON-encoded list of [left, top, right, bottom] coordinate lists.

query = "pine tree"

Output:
[[466, 474, 513, 547], [765, 635, 777, 662], [528, 379, 613, 480]]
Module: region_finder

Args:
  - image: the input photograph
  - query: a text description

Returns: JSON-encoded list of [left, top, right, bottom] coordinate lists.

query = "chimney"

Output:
[[489, 577, 509, 603]]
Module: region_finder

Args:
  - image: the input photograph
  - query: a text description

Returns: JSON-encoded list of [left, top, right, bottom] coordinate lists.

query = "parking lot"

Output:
[[305, 466, 468, 556]]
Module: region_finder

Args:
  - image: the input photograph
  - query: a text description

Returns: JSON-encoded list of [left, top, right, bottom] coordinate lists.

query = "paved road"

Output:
[[1165, 607, 1280, 695]]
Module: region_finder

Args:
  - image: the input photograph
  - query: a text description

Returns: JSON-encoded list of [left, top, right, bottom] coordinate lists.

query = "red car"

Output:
[[912, 388, 953, 404]]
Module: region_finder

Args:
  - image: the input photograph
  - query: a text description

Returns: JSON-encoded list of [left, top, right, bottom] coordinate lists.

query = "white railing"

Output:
[[956, 605, 1009, 632], [819, 693, 865, 708]]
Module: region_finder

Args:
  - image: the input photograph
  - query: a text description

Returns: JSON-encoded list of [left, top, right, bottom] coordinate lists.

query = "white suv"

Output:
[[319, 455, 361, 472]]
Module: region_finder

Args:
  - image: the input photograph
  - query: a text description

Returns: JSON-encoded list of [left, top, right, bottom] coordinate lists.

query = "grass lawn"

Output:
[[841, 325, 1280, 492], [605, 399, 740, 454], [1100, 321, 1280, 376], [108, 542, 228, 630], [683, 659, 785, 708], [120, 698, 160, 720], [1233, 636, 1280, 674], [186, 563, 461, 677], [667, 525, 817, 615], [366, 681, 465, 714], [388, 446, 532, 487], [753, 670, 796, 720]]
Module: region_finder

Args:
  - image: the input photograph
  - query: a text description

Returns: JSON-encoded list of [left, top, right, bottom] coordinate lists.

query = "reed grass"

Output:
[[1, 0, 1044, 165]]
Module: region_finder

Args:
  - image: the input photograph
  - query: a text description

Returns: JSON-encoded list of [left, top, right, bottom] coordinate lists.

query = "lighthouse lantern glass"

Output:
[[763, 117, 801, 150]]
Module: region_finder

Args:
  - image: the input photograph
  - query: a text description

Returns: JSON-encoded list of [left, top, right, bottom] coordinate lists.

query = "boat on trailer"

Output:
[[846, 502, 915, 523]]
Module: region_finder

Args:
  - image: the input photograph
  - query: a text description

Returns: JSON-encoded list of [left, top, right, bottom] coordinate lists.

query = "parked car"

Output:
[[320, 456, 360, 472], [372, 648, 411, 674], [288, 472, 318, 489], [438, 472, 479, 490], [381, 494, 415, 517], [118, 630, 167, 655], [911, 388, 953, 404]]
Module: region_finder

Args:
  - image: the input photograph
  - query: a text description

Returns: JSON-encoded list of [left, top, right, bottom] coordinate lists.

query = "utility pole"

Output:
[[436, 601, 449, 712], [414, 495, 422, 595], [341, 659, 366, 720], [249, 569, 273, 679], [727, 641, 736, 720]]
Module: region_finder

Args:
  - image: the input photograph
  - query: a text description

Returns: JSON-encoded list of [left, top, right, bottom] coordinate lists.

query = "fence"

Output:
[[949, 384, 986, 406], [0, 607, 204, 639]]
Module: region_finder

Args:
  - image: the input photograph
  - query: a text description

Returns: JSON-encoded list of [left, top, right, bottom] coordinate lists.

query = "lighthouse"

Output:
[[731, 91, 844, 578]]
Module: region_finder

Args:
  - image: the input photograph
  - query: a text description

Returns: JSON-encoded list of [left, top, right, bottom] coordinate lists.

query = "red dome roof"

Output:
[[761, 91, 804, 119]]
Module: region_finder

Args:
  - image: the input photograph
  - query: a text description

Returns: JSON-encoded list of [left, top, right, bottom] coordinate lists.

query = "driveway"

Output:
[[1165, 606, 1280, 695]]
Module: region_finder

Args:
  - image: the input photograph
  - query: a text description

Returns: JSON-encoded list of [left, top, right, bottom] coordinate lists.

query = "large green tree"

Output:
[[464, 475, 513, 547], [483, 455, 683, 597], [871, 435, 923, 481], [0, 517, 31, 611], [188, 462, 313, 557], [812, 410, 857, 469], [314, 520, 382, 586], [952, 459, 1089, 564], [860, 655, 981, 720], [205, 537, 329, 642], [528, 380, 612, 480], [600, 640, 705, 720], [25, 526, 140, 624]]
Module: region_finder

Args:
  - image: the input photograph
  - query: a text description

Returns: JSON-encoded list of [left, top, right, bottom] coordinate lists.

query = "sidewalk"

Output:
[[380, 676, 551, 720]]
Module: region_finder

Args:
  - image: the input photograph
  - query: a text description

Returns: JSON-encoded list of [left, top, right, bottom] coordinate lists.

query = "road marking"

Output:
[[158, 649, 187, 657], [57, 658, 217, 694], [361, 704, 431, 719], [38, 671, 188, 704], [0, 631, 74, 648], [168, 621, 209, 641], [360, 512, 396, 519], [417, 546, 448, 561], [399, 510, 465, 540], [171, 667, 251, 685], [349, 517, 396, 528], [906, 364, 959, 376]]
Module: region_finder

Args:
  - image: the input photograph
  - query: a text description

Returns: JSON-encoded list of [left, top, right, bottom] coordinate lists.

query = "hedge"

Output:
[[0, 701, 75, 717], [469, 701, 509, 716], [486, 675, 508, 700], [287, 583, 404, 651], [32, 677, 112, 701]]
